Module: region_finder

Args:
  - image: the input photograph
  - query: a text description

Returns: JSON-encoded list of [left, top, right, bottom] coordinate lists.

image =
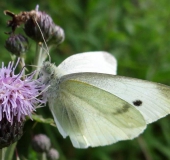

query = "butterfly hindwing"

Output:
[[49, 76, 146, 148]]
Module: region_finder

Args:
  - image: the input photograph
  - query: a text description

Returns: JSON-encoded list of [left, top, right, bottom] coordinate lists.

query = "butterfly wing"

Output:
[[62, 73, 170, 124], [49, 76, 146, 148], [58, 51, 117, 76]]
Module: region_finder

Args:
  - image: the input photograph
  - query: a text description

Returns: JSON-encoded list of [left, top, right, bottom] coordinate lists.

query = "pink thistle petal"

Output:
[[0, 61, 46, 124]]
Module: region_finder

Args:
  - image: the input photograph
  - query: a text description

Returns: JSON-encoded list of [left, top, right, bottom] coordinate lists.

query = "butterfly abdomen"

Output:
[[47, 78, 61, 98]]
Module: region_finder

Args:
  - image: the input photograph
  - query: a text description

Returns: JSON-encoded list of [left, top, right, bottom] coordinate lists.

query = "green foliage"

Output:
[[1, 0, 170, 159]]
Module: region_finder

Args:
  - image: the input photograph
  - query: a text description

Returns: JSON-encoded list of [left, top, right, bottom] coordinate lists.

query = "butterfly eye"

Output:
[[42, 62, 52, 74], [51, 73, 54, 78]]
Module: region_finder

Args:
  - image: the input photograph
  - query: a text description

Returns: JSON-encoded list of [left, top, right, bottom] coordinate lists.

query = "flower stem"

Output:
[[33, 42, 48, 79], [20, 57, 26, 76], [33, 43, 42, 79], [137, 137, 153, 160], [4, 143, 17, 160], [0, 148, 5, 160], [40, 153, 47, 160]]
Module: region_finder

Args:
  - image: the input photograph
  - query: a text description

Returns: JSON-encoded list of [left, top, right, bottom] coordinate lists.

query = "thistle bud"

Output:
[[5, 34, 29, 56], [24, 11, 65, 46], [31, 134, 51, 153], [0, 116, 24, 149], [47, 25, 65, 46], [47, 148, 59, 160]]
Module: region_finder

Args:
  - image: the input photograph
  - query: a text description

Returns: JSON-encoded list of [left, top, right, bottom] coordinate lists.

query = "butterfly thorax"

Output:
[[40, 61, 63, 98]]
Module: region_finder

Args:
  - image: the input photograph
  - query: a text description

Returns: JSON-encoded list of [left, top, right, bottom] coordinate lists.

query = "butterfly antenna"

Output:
[[34, 20, 51, 62], [33, 7, 51, 62]]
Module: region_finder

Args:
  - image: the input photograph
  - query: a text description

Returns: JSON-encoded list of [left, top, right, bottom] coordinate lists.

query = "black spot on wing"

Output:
[[112, 104, 130, 115], [133, 100, 142, 107]]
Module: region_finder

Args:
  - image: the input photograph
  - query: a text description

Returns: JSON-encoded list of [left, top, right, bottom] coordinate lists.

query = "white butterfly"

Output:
[[39, 51, 170, 148]]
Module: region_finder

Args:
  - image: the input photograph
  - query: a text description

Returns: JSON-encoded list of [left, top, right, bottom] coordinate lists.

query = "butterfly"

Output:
[[39, 51, 170, 148]]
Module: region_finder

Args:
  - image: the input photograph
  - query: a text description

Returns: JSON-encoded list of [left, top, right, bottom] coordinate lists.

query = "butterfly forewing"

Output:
[[58, 51, 117, 76], [49, 77, 146, 148]]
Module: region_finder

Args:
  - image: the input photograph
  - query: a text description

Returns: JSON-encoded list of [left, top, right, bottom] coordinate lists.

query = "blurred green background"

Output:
[[1, 0, 170, 160]]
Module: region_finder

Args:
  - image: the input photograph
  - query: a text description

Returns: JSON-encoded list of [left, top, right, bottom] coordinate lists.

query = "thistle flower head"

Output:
[[0, 60, 46, 124]]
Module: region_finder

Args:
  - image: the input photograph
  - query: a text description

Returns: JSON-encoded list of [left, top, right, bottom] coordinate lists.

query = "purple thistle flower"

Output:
[[0, 60, 46, 124]]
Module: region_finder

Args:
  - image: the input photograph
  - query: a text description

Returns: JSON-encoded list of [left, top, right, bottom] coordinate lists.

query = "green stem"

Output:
[[0, 148, 6, 160], [4, 143, 17, 160], [137, 137, 153, 160], [33, 43, 43, 79], [40, 153, 47, 160], [33, 43, 48, 79], [20, 57, 26, 76]]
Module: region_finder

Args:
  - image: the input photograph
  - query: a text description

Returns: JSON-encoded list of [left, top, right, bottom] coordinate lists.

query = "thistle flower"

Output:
[[0, 60, 46, 148]]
